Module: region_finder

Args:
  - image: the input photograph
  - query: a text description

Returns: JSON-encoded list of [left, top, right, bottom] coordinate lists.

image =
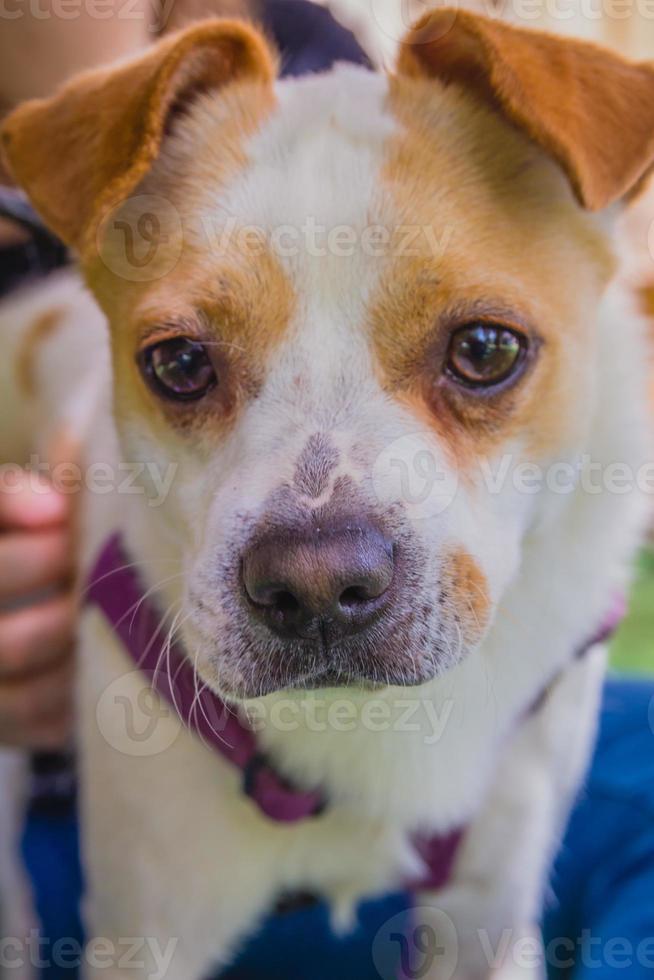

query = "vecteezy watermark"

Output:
[[97, 671, 457, 758], [0, 0, 207, 29], [372, 912, 654, 980], [475, 453, 654, 497], [372, 438, 654, 519], [96, 670, 184, 758], [372, 906, 459, 980], [3, 0, 654, 32], [479, 0, 654, 22], [94, 194, 456, 283], [542, 931, 654, 971], [243, 694, 455, 745], [0, 932, 178, 980], [373, 433, 460, 520], [197, 215, 454, 262], [0, 0, 175, 27], [368, 0, 461, 48], [365, 0, 654, 57], [475, 926, 654, 972], [0, 456, 178, 507], [97, 194, 184, 283], [0, 0, 137, 17]]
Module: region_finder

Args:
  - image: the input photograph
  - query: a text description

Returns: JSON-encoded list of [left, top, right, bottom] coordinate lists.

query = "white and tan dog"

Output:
[[1, 9, 653, 979]]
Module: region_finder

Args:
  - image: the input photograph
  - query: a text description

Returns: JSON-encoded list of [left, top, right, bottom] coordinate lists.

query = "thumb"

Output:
[[0, 467, 69, 529], [46, 427, 82, 506], [0, 428, 81, 531]]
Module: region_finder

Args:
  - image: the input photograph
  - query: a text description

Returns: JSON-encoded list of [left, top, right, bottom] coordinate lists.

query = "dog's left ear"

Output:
[[1, 19, 275, 253], [397, 9, 654, 210]]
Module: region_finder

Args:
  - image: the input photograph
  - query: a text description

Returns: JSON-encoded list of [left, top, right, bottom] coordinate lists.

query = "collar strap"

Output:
[[586, 592, 626, 648], [86, 535, 324, 823]]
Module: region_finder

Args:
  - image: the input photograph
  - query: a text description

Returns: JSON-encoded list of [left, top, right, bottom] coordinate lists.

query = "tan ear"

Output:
[[1, 19, 275, 252], [397, 9, 654, 211]]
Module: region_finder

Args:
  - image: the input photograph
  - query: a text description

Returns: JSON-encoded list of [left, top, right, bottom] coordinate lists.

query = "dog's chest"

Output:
[[77, 608, 426, 915]]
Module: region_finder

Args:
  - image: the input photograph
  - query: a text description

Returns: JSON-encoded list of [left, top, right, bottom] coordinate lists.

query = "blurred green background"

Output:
[[610, 547, 654, 673]]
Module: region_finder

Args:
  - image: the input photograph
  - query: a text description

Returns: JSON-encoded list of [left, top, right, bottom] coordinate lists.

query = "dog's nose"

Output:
[[242, 521, 394, 642]]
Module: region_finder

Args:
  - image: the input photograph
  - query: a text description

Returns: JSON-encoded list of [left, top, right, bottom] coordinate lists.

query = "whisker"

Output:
[[79, 555, 182, 602], [127, 571, 185, 635], [152, 604, 190, 692], [190, 646, 231, 748]]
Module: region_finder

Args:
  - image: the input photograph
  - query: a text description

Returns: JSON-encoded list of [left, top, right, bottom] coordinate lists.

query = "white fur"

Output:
[[0, 64, 651, 980]]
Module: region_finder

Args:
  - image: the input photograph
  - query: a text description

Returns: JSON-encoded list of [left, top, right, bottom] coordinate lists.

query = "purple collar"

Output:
[[85, 533, 624, 891], [86, 534, 324, 823]]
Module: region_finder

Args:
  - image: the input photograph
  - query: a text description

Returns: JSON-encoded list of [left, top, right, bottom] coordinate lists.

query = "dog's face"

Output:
[[4, 12, 654, 699], [100, 70, 613, 700]]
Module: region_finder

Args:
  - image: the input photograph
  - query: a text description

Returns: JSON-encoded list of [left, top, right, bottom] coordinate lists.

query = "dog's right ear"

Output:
[[1, 20, 275, 254]]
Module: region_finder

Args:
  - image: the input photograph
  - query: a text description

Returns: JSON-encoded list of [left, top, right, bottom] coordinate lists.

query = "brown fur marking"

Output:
[[1, 19, 276, 253], [293, 434, 340, 499], [369, 74, 615, 471], [17, 308, 66, 397], [442, 548, 490, 645], [397, 7, 654, 210]]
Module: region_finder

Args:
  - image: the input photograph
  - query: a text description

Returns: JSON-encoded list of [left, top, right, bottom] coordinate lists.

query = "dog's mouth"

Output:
[[278, 666, 382, 693], [188, 558, 480, 701], [200, 644, 454, 701]]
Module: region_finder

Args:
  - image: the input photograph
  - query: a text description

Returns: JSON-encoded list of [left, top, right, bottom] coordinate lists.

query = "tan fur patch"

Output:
[[79, 76, 290, 442], [397, 7, 654, 211], [17, 308, 65, 397], [104, 242, 295, 444], [1, 19, 276, 252], [641, 284, 654, 319], [367, 75, 616, 471], [442, 548, 490, 645]]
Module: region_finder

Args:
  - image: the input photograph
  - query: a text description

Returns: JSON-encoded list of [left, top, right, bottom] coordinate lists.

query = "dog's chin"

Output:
[[188, 616, 470, 702], [201, 657, 450, 703], [279, 664, 440, 694]]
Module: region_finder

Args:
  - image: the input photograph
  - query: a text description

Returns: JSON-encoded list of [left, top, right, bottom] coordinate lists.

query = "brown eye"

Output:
[[446, 324, 526, 388], [140, 337, 217, 401]]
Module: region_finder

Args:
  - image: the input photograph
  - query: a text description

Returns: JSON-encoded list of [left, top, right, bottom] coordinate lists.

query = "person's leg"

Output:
[[218, 892, 410, 980], [543, 678, 654, 979], [20, 753, 83, 979]]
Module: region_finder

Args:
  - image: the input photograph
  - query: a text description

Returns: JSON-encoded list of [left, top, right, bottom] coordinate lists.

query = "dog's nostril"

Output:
[[339, 585, 376, 608], [269, 590, 300, 615], [247, 581, 301, 614]]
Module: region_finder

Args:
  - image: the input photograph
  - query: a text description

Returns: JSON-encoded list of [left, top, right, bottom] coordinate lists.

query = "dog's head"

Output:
[[4, 12, 654, 700]]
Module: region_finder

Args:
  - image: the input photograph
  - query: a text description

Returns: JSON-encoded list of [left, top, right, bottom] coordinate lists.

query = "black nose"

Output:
[[242, 520, 395, 642]]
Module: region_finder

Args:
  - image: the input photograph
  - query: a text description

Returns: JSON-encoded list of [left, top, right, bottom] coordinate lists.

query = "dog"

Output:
[[1, 9, 653, 978]]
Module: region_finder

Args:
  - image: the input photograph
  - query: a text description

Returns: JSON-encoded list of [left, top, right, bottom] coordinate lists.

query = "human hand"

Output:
[[0, 470, 76, 749]]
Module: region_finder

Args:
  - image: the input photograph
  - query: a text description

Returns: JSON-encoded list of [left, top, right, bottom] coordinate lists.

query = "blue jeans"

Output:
[[20, 678, 654, 979], [543, 679, 654, 978]]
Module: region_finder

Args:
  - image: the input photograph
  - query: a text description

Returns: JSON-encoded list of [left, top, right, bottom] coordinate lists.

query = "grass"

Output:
[[610, 548, 654, 674]]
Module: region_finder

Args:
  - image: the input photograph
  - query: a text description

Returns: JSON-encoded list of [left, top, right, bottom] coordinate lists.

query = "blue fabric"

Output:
[[542, 678, 654, 978], [20, 679, 654, 979], [263, 0, 370, 77], [20, 806, 84, 978], [215, 678, 654, 978], [218, 893, 411, 980]]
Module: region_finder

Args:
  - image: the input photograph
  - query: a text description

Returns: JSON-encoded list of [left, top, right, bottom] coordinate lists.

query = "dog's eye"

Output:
[[140, 338, 217, 401], [446, 324, 526, 388]]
